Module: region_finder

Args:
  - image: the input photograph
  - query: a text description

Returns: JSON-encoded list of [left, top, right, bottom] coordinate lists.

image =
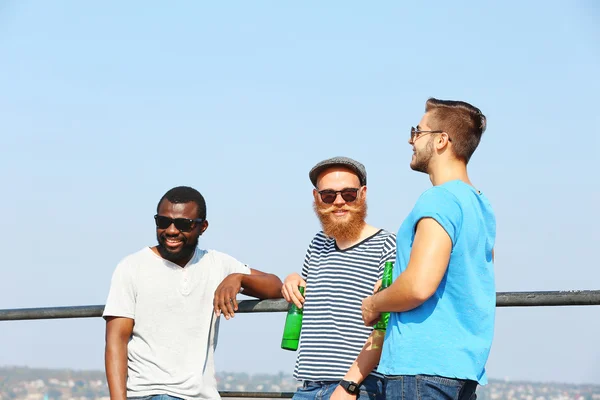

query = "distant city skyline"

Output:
[[0, 0, 599, 385], [1, 366, 599, 400]]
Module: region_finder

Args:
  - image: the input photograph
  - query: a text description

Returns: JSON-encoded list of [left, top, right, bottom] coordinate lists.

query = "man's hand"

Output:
[[361, 295, 380, 326], [330, 385, 357, 400], [214, 273, 244, 319], [281, 273, 306, 308], [373, 279, 382, 294]]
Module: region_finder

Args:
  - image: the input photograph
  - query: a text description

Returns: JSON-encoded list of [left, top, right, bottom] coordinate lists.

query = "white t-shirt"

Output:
[[103, 247, 250, 400]]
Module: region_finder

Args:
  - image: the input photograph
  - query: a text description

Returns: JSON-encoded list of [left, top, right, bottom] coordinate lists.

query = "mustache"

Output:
[[315, 203, 359, 215], [159, 233, 187, 243]]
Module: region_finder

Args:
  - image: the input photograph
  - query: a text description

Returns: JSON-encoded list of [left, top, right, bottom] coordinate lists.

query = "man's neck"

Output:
[[151, 245, 194, 268], [428, 159, 472, 187], [335, 224, 380, 250]]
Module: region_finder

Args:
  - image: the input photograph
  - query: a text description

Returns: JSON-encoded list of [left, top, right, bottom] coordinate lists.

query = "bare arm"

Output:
[[330, 331, 385, 399], [346, 329, 384, 378], [214, 269, 283, 319], [105, 317, 134, 400], [240, 269, 283, 299], [362, 218, 451, 324]]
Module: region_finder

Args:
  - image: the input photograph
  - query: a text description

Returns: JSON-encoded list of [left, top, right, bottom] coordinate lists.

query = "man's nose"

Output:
[[165, 222, 180, 235], [333, 192, 346, 206]]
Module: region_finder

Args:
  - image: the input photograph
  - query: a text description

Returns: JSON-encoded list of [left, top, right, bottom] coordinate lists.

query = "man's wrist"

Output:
[[367, 294, 379, 313], [339, 379, 360, 395]]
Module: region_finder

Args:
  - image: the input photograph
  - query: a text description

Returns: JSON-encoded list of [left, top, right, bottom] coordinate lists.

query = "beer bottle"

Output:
[[281, 286, 305, 351], [374, 261, 394, 331]]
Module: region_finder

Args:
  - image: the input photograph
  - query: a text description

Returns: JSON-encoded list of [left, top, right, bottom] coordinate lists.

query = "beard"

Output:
[[410, 136, 434, 173], [156, 232, 199, 263], [313, 196, 367, 243]]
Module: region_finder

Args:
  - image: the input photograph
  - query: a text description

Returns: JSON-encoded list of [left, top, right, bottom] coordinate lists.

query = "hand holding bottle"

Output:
[[282, 272, 306, 308]]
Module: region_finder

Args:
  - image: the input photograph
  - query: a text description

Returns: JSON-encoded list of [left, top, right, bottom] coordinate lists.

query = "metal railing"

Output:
[[1, 290, 599, 321], [2, 290, 599, 398]]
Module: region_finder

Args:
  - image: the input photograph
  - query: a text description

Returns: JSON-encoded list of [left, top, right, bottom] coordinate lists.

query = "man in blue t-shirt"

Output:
[[361, 98, 496, 400]]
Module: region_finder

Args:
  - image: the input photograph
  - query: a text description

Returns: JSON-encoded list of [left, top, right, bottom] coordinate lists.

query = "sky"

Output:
[[0, 0, 599, 386]]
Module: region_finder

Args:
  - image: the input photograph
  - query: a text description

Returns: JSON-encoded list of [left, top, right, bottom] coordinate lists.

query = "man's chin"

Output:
[[410, 162, 427, 173], [157, 245, 194, 261]]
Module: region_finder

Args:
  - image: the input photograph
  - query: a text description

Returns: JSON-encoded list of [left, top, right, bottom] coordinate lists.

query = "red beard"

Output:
[[313, 196, 367, 243]]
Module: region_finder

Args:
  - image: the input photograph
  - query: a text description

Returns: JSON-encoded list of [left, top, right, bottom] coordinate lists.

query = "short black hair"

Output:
[[157, 186, 207, 220]]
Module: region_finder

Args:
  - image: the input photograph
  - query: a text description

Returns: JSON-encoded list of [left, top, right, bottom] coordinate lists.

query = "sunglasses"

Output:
[[154, 215, 204, 232], [410, 126, 448, 142], [317, 188, 360, 204]]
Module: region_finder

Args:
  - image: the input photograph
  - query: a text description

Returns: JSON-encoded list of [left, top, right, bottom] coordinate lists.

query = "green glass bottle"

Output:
[[281, 286, 305, 351], [374, 261, 394, 331]]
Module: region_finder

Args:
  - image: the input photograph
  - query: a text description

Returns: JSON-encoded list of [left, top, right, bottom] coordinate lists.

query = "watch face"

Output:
[[349, 384, 358, 392]]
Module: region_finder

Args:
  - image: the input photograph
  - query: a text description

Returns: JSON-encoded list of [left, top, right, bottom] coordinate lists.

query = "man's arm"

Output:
[[214, 269, 283, 319], [105, 316, 134, 400], [330, 330, 385, 400], [239, 269, 283, 299], [362, 218, 452, 324]]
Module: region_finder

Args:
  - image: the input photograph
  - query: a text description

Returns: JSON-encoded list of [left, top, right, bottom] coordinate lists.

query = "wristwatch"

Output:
[[339, 379, 360, 395]]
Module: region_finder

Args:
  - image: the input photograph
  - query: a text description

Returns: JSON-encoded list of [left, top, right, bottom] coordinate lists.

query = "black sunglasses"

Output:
[[317, 188, 360, 204], [410, 126, 449, 142], [154, 215, 204, 232]]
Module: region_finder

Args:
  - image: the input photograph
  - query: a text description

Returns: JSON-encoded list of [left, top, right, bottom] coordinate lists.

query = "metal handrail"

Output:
[[2, 290, 599, 398], [1, 290, 599, 321]]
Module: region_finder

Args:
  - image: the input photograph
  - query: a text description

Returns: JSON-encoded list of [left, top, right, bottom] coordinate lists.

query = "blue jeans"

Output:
[[385, 375, 477, 400], [293, 375, 385, 400], [128, 396, 183, 400]]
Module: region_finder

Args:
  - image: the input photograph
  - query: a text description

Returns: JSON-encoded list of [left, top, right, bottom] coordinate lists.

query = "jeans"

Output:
[[293, 375, 385, 400], [128, 395, 183, 400], [385, 375, 477, 400]]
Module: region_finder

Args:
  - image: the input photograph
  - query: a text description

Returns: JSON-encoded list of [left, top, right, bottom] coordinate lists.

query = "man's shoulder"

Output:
[[117, 247, 152, 267], [308, 231, 332, 246], [376, 229, 396, 241], [195, 248, 244, 266], [412, 185, 463, 216]]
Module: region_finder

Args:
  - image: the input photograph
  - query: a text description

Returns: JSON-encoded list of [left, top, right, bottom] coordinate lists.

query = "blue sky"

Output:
[[1, 0, 599, 385]]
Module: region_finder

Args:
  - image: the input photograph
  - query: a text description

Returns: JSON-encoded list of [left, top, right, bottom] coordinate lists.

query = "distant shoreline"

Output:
[[1, 365, 599, 389]]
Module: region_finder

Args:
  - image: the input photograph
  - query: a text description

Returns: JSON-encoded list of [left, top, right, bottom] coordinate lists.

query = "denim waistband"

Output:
[[302, 380, 339, 388]]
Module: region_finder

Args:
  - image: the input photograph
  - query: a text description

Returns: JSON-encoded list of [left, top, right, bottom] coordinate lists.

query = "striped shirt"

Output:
[[293, 229, 397, 382]]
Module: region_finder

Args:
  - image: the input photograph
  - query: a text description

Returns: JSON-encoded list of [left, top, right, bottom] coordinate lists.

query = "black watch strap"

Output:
[[340, 379, 360, 395]]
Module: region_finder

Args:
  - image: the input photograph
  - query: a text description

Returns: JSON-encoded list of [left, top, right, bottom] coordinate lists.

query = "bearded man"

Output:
[[282, 157, 396, 400], [103, 186, 282, 400]]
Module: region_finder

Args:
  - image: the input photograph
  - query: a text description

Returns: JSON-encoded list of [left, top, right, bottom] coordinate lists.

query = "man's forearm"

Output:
[[241, 274, 283, 299], [105, 341, 128, 400], [342, 330, 385, 383], [371, 271, 428, 313]]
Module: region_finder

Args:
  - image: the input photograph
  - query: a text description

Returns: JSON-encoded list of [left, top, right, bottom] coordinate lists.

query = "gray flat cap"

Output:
[[309, 156, 367, 187]]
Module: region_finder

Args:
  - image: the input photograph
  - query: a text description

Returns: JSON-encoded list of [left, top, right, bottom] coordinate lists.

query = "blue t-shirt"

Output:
[[378, 180, 496, 384]]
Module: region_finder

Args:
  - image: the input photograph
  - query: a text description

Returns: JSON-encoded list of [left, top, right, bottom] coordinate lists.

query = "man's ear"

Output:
[[436, 132, 451, 150], [200, 220, 209, 235], [313, 188, 319, 202]]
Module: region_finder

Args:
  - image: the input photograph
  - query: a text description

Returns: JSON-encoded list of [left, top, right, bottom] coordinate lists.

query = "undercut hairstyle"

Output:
[[425, 98, 487, 163], [157, 186, 207, 220]]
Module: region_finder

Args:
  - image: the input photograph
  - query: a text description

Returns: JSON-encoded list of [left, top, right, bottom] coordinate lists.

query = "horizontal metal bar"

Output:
[[220, 391, 294, 398], [496, 290, 600, 307], [1, 291, 599, 321]]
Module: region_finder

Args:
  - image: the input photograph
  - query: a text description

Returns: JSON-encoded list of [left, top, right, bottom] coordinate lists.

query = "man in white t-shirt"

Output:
[[103, 186, 283, 400]]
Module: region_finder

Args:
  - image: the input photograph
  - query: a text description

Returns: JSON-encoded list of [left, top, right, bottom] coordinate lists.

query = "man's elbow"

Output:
[[262, 274, 283, 298], [409, 284, 436, 305], [244, 274, 283, 299]]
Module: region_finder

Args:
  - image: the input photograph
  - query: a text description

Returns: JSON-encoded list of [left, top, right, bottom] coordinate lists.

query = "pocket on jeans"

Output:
[[357, 389, 377, 400], [416, 375, 463, 399], [358, 377, 383, 400]]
